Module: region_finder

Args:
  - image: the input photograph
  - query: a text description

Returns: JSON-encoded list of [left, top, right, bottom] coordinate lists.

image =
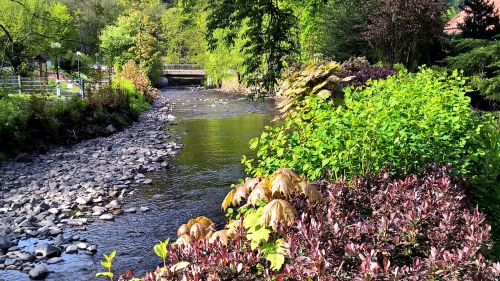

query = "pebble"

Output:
[[28, 265, 48, 279], [65, 245, 78, 254], [34, 244, 60, 258], [46, 257, 64, 264], [99, 214, 114, 221], [140, 206, 151, 212], [124, 207, 137, 213]]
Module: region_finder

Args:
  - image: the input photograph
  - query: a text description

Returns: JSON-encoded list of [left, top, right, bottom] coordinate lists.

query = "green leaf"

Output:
[[265, 252, 285, 271], [100, 261, 112, 269], [247, 226, 271, 250], [96, 272, 114, 279]]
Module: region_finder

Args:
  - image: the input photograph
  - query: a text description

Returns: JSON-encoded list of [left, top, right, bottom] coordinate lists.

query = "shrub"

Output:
[[107, 167, 499, 280], [245, 67, 500, 254], [119, 60, 159, 102], [247, 68, 498, 181], [279, 165, 498, 279], [0, 95, 29, 147], [446, 39, 500, 102]]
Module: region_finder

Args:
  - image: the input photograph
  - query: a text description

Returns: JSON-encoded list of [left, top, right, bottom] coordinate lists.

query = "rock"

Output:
[[87, 245, 97, 252], [4, 258, 17, 266], [140, 206, 151, 212], [54, 234, 66, 246], [112, 209, 123, 216], [143, 179, 153, 185], [65, 245, 78, 254], [34, 244, 60, 258], [99, 214, 114, 221], [108, 200, 120, 208], [48, 208, 59, 215], [28, 265, 48, 280], [124, 207, 137, 213], [106, 124, 116, 134], [75, 197, 90, 205], [0, 236, 13, 251], [109, 191, 119, 198], [16, 252, 35, 262], [92, 206, 107, 216], [77, 242, 88, 250], [46, 257, 63, 264]]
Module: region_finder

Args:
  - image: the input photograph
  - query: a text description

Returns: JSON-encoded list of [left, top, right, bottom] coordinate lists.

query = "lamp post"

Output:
[[76, 51, 83, 98], [76, 51, 82, 79], [50, 42, 61, 80]]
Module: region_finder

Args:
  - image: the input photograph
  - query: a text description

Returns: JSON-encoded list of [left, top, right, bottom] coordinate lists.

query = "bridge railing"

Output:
[[163, 64, 203, 71]]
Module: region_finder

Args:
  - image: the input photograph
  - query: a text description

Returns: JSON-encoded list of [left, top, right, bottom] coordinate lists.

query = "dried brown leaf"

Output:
[[260, 199, 297, 231]]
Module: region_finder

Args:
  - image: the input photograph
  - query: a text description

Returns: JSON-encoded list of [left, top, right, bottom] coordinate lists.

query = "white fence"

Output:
[[1, 75, 51, 94], [1, 75, 83, 98]]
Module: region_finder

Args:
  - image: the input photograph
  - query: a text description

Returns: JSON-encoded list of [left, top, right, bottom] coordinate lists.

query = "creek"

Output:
[[0, 88, 275, 281]]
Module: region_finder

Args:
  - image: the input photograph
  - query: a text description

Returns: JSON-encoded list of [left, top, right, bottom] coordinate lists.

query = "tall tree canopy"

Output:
[[0, 0, 77, 75], [100, 0, 163, 79], [206, 0, 301, 95], [363, 0, 448, 69]]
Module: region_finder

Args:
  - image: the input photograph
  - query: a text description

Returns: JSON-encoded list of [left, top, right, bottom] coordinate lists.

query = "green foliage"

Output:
[[446, 39, 500, 101], [154, 239, 170, 267], [96, 250, 116, 280], [161, 1, 208, 65], [100, 0, 163, 79], [246, 67, 498, 184], [246, 66, 500, 255], [304, 0, 372, 61], [0, 0, 77, 75], [242, 207, 286, 271], [207, 0, 300, 96]]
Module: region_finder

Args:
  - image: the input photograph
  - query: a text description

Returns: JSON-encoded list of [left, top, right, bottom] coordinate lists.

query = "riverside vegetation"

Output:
[[96, 60, 500, 280], [0, 62, 156, 159]]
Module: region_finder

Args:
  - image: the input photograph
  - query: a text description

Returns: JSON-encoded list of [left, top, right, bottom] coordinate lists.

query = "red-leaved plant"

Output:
[[126, 165, 499, 280]]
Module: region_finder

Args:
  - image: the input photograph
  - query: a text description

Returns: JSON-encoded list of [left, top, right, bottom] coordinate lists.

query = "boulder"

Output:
[[34, 244, 60, 258], [28, 265, 48, 280], [0, 236, 12, 251]]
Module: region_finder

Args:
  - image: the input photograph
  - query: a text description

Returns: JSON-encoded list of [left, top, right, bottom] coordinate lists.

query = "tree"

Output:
[[100, 0, 163, 79], [459, 0, 500, 39], [161, 0, 208, 64], [62, 0, 124, 54], [206, 0, 299, 96], [0, 0, 77, 75], [363, 0, 448, 69], [307, 0, 373, 61]]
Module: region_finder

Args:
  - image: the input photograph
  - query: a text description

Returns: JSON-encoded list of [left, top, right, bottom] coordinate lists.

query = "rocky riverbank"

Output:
[[0, 96, 181, 278]]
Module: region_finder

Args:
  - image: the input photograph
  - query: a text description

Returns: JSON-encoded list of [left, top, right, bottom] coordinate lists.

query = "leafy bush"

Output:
[[0, 95, 30, 146], [245, 67, 500, 254], [119, 60, 159, 102], [337, 66, 397, 87], [279, 165, 499, 279], [104, 167, 499, 280], [247, 68, 497, 181]]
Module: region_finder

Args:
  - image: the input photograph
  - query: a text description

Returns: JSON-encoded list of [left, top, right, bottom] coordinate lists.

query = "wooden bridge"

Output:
[[163, 64, 205, 77]]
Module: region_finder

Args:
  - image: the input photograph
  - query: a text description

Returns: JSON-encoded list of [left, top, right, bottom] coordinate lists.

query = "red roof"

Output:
[[445, 0, 500, 35]]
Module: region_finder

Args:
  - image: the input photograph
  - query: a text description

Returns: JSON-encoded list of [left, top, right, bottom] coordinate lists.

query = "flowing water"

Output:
[[0, 88, 275, 281]]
